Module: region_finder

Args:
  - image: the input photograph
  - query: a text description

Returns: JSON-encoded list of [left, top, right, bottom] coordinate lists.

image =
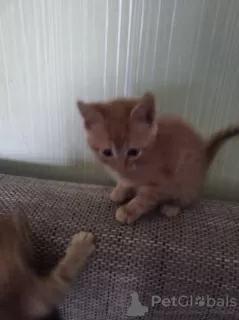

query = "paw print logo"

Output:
[[195, 296, 205, 307]]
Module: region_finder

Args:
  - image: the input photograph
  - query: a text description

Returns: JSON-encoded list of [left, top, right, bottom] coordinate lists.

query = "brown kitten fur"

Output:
[[78, 93, 239, 224], [0, 213, 95, 320]]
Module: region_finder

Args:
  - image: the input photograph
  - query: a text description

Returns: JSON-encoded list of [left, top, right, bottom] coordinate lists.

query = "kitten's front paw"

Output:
[[70, 231, 95, 257], [115, 206, 137, 224]]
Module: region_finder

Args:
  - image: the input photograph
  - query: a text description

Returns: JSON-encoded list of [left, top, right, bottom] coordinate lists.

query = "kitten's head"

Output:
[[77, 92, 157, 172]]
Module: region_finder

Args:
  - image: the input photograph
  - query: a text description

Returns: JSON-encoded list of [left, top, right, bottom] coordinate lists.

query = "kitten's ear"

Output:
[[77, 101, 104, 129], [130, 92, 156, 125]]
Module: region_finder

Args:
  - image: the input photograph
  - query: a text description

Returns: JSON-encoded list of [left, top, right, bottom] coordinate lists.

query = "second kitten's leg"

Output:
[[28, 232, 95, 318], [110, 182, 135, 204], [116, 185, 171, 224]]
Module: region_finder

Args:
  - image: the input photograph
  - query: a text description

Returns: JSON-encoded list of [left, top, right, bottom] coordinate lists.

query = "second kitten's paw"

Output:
[[161, 205, 180, 218], [70, 231, 95, 257], [115, 206, 137, 224]]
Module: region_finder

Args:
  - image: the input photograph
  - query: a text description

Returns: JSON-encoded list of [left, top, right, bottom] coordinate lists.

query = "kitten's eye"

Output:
[[102, 149, 113, 157], [127, 148, 140, 157]]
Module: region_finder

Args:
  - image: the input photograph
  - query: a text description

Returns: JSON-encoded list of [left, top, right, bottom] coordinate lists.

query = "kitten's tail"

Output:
[[206, 126, 239, 166]]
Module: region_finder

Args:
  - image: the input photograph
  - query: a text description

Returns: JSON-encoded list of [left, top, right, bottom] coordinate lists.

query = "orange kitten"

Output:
[[0, 213, 95, 320], [78, 93, 239, 224]]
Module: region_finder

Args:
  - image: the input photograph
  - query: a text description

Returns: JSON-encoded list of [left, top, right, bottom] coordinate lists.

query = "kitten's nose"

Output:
[[116, 160, 126, 172]]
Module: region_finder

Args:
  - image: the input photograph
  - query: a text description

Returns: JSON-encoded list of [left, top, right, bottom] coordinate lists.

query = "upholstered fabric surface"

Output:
[[0, 174, 238, 320]]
